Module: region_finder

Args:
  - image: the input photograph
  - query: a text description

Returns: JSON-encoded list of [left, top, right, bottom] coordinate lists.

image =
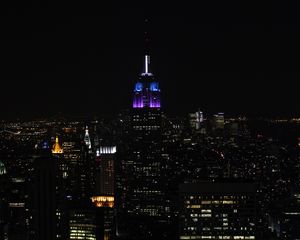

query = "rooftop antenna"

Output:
[[142, 18, 153, 76]]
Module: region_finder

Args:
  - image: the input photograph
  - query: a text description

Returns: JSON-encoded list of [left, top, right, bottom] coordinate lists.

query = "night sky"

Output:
[[2, 2, 300, 119]]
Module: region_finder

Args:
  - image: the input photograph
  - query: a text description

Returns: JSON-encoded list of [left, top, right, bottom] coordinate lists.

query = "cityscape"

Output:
[[2, 2, 300, 240]]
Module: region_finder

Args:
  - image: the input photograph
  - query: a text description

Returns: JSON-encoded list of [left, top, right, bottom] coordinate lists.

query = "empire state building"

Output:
[[119, 54, 167, 237], [133, 55, 161, 109]]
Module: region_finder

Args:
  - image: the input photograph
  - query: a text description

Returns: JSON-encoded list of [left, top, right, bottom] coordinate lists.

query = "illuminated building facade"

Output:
[[93, 145, 116, 240], [133, 55, 161, 109], [52, 136, 63, 154], [84, 126, 92, 150], [189, 110, 204, 130], [95, 146, 116, 196], [126, 55, 165, 218], [179, 182, 256, 240], [0, 161, 6, 175], [69, 208, 97, 240], [117, 55, 167, 239]]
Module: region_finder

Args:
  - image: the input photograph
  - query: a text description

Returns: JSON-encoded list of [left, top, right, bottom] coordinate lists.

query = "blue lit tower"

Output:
[[118, 54, 168, 238], [133, 55, 161, 109]]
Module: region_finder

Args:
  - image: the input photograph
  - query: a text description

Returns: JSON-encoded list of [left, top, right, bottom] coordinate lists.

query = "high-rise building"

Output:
[[95, 146, 116, 196], [179, 182, 256, 240], [32, 145, 57, 240], [129, 55, 165, 217], [93, 146, 116, 240], [84, 126, 92, 150], [7, 176, 29, 240], [91, 196, 115, 240], [119, 55, 167, 238], [52, 136, 63, 154], [76, 140, 94, 200], [189, 110, 204, 130], [62, 140, 81, 198]]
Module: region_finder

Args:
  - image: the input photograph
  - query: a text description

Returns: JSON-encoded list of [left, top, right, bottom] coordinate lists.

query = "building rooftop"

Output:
[[179, 181, 256, 193]]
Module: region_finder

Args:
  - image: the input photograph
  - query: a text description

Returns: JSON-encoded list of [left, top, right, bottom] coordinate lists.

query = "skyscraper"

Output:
[[84, 126, 92, 150], [119, 55, 167, 238], [95, 146, 116, 196], [32, 145, 57, 240], [179, 182, 256, 240]]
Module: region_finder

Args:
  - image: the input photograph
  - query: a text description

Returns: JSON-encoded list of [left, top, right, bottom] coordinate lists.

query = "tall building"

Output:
[[189, 110, 204, 130], [95, 146, 116, 196], [52, 136, 63, 154], [93, 146, 116, 240], [7, 176, 29, 240], [62, 140, 81, 198], [91, 196, 115, 240], [76, 139, 94, 200], [119, 55, 167, 238], [32, 145, 57, 240], [179, 182, 256, 240], [52, 135, 69, 240]]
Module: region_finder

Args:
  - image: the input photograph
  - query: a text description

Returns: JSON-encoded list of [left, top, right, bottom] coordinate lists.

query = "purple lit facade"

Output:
[[133, 55, 161, 109], [133, 91, 144, 108], [133, 83, 161, 109], [149, 91, 161, 108]]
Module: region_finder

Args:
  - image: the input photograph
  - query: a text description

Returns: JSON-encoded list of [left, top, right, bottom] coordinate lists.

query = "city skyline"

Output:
[[2, 2, 300, 240], [2, 2, 300, 120]]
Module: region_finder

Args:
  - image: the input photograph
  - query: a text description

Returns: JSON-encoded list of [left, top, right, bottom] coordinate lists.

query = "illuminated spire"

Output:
[[52, 136, 63, 154], [84, 126, 92, 149], [142, 55, 152, 76]]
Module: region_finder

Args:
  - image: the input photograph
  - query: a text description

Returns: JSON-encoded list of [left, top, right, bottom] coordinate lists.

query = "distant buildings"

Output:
[[213, 112, 225, 130]]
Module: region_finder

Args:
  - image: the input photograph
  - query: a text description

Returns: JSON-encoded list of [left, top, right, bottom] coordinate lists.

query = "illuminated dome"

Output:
[[52, 136, 63, 154], [0, 161, 7, 175]]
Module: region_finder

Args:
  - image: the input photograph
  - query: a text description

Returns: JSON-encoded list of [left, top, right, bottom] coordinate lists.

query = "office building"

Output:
[[179, 182, 256, 240]]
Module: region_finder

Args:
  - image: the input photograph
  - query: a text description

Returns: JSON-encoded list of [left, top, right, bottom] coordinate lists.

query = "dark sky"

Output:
[[2, 2, 300, 119]]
